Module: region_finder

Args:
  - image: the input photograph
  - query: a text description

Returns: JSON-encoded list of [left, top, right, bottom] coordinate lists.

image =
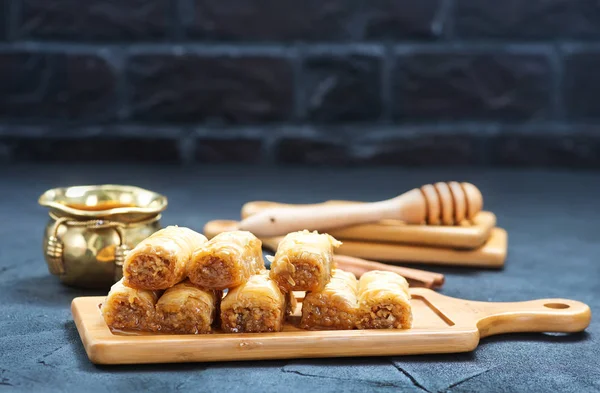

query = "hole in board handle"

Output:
[[544, 303, 570, 309]]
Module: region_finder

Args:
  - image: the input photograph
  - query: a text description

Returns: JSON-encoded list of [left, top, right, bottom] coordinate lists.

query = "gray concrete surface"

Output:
[[0, 164, 598, 393]]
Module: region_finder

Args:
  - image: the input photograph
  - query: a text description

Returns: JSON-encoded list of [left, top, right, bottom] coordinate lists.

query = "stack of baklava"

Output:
[[101, 226, 412, 334], [101, 226, 285, 334], [269, 230, 412, 330]]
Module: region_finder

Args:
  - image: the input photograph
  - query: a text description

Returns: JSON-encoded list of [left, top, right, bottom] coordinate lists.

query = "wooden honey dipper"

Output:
[[238, 182, 483, 238]]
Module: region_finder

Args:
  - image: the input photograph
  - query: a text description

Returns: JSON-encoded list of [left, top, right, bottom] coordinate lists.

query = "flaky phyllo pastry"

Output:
[[220, 271, 290, 333], [103, 225, 413, 335], [123, 226, 207, 290], [156, 281, 220, 334], [300, 269, 358, 330], [101, 278, 160, 332], [356, 271, 412, 329], [188, 231, 264, 290], [269, 230, 341, 292]]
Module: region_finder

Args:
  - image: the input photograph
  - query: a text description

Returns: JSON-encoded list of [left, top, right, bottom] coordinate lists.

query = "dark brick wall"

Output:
[[1, 0, 600, 167]]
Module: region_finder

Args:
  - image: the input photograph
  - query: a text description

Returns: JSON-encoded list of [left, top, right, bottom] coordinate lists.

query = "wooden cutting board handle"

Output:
[[470, 298, 591, 338]]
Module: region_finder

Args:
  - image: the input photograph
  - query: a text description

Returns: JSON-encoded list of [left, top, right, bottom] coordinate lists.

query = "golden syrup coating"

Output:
[[357, 271, 410, 300], [156, 281, 219, 334], [101, 278, 160, 331], [220, 271, 288, 333], [188, 231, 264, 290], [300, 269, 358, 330], [123, 226, 207, 290], [356, 271, 412, 329], [269, 230, 341, 292]]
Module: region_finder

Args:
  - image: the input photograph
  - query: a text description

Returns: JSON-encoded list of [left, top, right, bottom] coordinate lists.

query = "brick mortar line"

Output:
[[441, 0, 455, 40], [109, 48, 130, 122], [381, 42, 394, 123], [193, 127, 273, 138], [551, 43, 565, 121], [6, 0, 21, 42], [303, 44, 385, 56], [393, 42, 556, 54], [0, 41, 297, 55], [0, 124, 190, 137], [558, 42, 600, 52], [291, 43, 305, 122], [177, 129, 196, 165], [170, 0, 184, 42], [0, 41, 586, 53], [1, 123, 600, 136], [261, 133, 277, 165]]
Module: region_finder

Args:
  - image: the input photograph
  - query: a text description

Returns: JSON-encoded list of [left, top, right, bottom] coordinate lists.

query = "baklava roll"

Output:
[[220, 271, 288, 333], [155, 280, 219, 334], [188, 231, 264, 290], [123, 226, 207, 290], [300, 269, 358, 330], [269, 230, 341, 292], [356, 271, 412, 329], [101, 278, 159, 332]]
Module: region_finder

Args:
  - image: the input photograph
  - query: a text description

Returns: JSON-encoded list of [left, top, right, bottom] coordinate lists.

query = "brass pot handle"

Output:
[[113, 226, 130, 282], [45, 217, 69, 275], [46, 213, 159, 281], [45, 215, 133, 280]]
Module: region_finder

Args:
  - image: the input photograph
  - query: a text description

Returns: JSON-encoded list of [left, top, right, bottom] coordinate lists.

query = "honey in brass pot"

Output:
[[61, 201, 138, 211]]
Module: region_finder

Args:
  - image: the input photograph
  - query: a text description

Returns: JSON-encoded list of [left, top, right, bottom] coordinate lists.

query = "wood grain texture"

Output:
[[333, 228, 508, 268], [241, 201, 496, 249], [72, 289, 591, 365]]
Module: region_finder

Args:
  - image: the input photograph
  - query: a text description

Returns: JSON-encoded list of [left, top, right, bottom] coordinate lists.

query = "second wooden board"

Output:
[[72, 289, 590, 365], [334, 228, 508, 268]]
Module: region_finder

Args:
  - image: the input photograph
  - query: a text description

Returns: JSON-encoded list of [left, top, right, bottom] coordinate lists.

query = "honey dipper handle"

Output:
[[238, 189, 426, 238], [471, 298, 591, 338]]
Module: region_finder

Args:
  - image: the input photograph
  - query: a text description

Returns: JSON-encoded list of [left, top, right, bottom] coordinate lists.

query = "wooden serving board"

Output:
[[333, 228, 507, 268], [204, 220, 508, 268], [242, 201, 496, 249], [72, 289, 590, 365]]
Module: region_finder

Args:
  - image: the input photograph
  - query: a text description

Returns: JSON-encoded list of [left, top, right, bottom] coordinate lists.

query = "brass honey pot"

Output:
[[39, 185, 167, 288]]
